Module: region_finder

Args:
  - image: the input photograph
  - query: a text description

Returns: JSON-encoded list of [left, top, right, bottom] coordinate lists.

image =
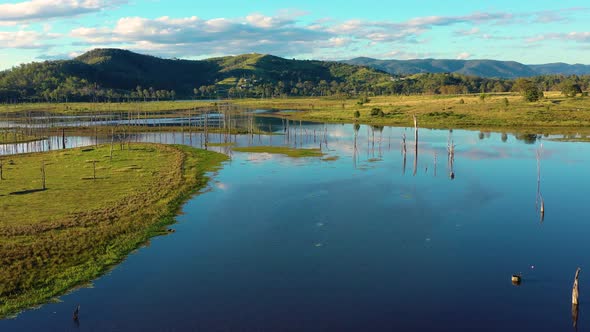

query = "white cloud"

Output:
[[456, 52, 471, 60], [527, 32, 590, 43], [67, 9, 558, 60], [69, 13, 335, 57], [0, 0, 126, 23], [0, 29, 59, 49], [455, 27, 480, 36], [2, 7, 588, 64]]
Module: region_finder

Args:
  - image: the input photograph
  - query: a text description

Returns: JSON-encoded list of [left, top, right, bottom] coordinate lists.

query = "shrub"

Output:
[[370, 107, 384, 116], [353, 110, 360, 118], [523, 85, 543, 102], [458, 98, 465, 104], [357, 96, 370, 105]]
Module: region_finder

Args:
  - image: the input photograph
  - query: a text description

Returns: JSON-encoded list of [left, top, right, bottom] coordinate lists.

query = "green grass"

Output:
[[322, 156, 340, 161], [0, 131, 46, 144], [207, 142, 237, 147], [0, 143, 228, 318], [0, 101, 215, 115], [231, 92, 590, 131], [233, 146, 324, 157], [3, 92, 590, 132]]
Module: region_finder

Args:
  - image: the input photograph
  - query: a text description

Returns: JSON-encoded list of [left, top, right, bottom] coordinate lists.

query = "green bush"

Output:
[[357, 96, 370, 105], [523, 86, 543, 102], [370, 107, 384, 116]]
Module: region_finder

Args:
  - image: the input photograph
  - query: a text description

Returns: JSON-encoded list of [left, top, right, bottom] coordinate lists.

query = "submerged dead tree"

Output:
[[353, 123, 359, 169], [62, 128, 66, 149], [434, 151, 437, 177], [413, 115, 418, 176], [447, 134, 455, 180], [536, 144, 545, 222], [572, 267, 581, 305], [401, 133, 407, 175]]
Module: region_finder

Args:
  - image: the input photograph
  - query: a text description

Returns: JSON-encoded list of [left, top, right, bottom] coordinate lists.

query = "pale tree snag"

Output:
[[572, 267, 581, 305]]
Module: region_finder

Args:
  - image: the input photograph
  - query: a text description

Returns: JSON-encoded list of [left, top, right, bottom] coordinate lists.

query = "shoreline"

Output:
[[0, 143, 228, 319]]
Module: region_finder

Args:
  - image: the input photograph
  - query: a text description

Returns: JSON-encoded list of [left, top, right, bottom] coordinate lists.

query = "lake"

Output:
[[1, 118, 588, 331]]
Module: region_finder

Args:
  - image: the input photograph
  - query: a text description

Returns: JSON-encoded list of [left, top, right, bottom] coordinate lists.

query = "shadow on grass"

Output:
[[9, 188, 47, 195]]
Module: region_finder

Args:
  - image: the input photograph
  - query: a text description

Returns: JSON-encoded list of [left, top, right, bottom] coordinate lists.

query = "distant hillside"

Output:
[[344, 58, 538, 78], [0, 48, 394, 101], [529, 63, 590, 76], [344, 58, 590, 78], [1, 48, 588, 102]]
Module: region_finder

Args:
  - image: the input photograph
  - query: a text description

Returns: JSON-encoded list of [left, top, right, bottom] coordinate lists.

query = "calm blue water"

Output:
[[1, 122, 589, 331]]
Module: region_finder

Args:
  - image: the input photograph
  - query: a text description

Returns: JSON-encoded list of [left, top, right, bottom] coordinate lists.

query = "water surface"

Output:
[[1, 120, 588, 331]]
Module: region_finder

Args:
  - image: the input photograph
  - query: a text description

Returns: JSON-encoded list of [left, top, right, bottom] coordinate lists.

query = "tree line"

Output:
[[0, 60, 588, 103]]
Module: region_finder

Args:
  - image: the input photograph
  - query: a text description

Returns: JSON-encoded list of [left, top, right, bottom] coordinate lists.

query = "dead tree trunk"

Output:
[[572, 268, 581, 305], [413, 115, 418, 176], [41, 161, 46, 190], [110, 127, 114, 161]]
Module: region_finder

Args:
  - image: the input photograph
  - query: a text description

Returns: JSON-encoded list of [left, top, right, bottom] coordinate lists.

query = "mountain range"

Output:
[[343, 57, 590, 79]]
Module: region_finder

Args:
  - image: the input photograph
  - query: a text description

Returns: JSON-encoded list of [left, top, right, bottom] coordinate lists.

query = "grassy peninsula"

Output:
[[0, 143, 227, 318]]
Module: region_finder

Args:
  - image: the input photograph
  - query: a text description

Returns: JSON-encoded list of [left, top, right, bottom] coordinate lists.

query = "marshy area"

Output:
[[1, 98, 590, 331]]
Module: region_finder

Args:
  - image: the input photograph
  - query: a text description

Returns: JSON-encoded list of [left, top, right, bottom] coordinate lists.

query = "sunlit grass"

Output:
[[233, 146, 324, 157], [0, 143, 228, 318]]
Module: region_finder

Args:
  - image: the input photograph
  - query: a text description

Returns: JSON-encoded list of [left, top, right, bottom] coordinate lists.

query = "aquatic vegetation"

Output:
[[233, 146, 324, 158]]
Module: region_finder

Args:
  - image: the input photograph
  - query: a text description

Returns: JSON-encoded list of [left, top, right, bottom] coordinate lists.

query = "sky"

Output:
[[0, 0, 589, 70]]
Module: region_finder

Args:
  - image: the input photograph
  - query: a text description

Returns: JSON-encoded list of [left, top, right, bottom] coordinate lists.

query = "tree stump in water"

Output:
[[572, 268, 581, 305]]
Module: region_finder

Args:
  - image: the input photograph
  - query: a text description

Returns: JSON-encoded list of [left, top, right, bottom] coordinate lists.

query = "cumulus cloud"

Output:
[[2, 7, 587, 63], [69, 10, 523, 57], [70, 13, 337, 57], [0, 29, 59, 49], [0, 0, 125, 23]]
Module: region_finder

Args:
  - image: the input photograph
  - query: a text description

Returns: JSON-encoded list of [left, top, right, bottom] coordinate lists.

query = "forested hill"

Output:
[[344, 57, 590, 78], [0, 48, 394, 102], [0, 48, 589, 102]]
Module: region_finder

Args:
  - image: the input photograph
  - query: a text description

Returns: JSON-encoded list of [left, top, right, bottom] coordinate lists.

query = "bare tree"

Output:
[[41, 161, 46, 190]]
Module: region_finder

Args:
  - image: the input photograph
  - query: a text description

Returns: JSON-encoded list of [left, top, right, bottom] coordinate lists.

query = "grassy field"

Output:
[[0, 131, 46, 144], [231, 92, 590, 131], [233, 146, 324, 157], [0, 100, 216, 115], [2, 92, 590, 133], [0, 143, 228, 318]]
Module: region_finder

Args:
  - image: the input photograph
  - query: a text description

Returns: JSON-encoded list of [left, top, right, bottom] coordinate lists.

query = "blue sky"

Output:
[[0, 0, 588, 69]]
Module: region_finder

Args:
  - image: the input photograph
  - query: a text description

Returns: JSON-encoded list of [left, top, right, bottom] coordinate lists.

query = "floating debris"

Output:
[[512, 274, 522, 286]]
